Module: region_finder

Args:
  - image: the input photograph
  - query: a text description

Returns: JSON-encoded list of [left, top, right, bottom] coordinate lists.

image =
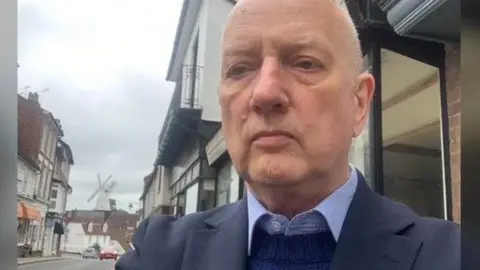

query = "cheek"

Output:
[[296, 88, 351, 151], [220, 93, 248, 151]]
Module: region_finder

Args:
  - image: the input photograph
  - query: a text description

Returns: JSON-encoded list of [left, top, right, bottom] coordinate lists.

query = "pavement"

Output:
[[18, 257, 116, 270], [18, 256, 68, 265]]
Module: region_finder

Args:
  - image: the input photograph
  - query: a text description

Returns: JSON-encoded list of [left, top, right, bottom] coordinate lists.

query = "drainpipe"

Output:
[[40, 206, 49, 256]]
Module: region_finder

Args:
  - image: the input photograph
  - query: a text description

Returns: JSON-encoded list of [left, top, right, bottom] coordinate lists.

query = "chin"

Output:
[[247, 153, 309, 186]]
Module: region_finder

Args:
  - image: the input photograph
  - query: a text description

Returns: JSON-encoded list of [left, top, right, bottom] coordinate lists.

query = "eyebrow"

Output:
[[222, 36, 331, 58], [276, 37, 331, 55], [222, 41, 262, 59]]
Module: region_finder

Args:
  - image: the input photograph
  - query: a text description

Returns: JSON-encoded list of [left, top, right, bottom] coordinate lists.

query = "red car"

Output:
[[99, 248, 118, 260]]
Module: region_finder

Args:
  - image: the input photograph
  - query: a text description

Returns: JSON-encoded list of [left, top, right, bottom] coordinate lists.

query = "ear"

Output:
[[353, 72, 375, 137]]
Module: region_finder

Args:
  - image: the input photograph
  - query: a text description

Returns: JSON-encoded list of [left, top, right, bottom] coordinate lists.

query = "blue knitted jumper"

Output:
[[247, 225, 336, 270]]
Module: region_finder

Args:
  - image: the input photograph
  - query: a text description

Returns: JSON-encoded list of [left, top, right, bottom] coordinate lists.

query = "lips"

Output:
[[251, 131, 294, 145]]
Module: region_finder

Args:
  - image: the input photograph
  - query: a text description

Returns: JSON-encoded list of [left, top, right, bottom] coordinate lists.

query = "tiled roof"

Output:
[[66, 210, 140, 250]]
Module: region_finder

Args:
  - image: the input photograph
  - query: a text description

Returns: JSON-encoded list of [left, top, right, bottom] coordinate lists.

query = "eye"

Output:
[[226, 65, 251, 78], [293, 59, 322, 71]]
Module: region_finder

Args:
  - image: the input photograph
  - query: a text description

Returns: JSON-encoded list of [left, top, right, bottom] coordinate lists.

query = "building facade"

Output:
[[61, 210, 140, 255], [144, 0, 235, 218], [17, 93, 46, 255], [344, 0, 460, 222], [17, 92, 75, 256], [16, 156, 42, 254], [43, 139, 74, 256], [37, 110, 65, 255]]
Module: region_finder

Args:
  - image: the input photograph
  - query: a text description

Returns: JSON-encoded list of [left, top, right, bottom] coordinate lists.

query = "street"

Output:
[[19, 258, 115, 270]]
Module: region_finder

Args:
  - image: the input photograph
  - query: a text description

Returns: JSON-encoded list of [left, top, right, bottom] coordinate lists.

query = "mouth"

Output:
[[251, 131, 294, 148]]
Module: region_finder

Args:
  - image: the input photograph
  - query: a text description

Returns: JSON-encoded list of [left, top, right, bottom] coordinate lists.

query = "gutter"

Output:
[[166, 0, 191, 81], [385, 0, 449, 36]]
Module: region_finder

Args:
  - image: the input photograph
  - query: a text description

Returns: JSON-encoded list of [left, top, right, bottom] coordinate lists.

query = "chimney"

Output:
[[28, 92, 39, 102]]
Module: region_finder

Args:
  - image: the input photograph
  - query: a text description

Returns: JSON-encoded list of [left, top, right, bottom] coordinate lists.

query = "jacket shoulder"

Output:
[[144, 205, 230, 237], [414, 216, 460, 268], [380, 195, 460, 268], [115, 205, 233, 269], [377, 195, 459, 268], [380, 194, 460, 241]]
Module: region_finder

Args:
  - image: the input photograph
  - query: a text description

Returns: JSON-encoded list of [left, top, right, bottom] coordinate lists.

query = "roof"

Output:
[[42, 109, 64, 137], [139, 167, 158, 200], [67, 210, 139, 236], [166, 0, 197, 81], [58, 140, 75, 165], [67, 209, 139, 251], [166, 0, 236, 82]]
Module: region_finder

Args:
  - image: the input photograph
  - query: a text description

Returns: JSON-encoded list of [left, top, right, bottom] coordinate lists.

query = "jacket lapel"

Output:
[[181, 199, 248, 270], [331, 171, 422, 270]]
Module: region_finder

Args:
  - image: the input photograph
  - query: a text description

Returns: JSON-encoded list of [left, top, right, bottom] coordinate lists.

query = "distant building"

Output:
[[16, 92, 75, 257], [61, 210, 140, 254], [44, 139, 74, 256], [17, 93, 44, 254]]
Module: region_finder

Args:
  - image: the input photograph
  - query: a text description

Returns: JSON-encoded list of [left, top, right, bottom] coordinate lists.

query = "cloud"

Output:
[[18, 0, 182, 211]]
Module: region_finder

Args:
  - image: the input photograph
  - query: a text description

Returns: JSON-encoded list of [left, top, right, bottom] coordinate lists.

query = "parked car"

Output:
[[99, 248, 118, 260], [81, 247, 98, 259]]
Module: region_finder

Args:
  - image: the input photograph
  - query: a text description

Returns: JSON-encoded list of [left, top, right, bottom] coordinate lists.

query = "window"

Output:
[[42, 169, 52, 199], [40, 125, 48, 152], [184, 183, 198, 215], [157, 168, 162, 194], [17, 163, 26, 182], [380, 48, 445, 219], [187, 32, 200, 108], [216, 161, 240, 206], [44, 129, 51, 155], [216, 162, 231, 206], [49, 136, 57, 160], [50, 200, 56, 209], [50, 189, 58, 199]]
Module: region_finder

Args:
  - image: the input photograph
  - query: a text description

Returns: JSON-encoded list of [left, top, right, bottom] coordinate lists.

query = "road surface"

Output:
[[19, 258, 116, 270]]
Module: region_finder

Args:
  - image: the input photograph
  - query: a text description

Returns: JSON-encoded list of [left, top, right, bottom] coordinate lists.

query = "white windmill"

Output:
[[87, 173, 117, 211]]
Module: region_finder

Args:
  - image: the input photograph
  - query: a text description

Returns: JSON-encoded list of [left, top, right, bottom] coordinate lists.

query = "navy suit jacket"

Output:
[[116, 175, 460, 270]]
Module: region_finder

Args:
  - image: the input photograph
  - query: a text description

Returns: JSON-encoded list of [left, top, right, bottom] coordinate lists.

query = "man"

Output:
[[116, 0, 459, 269]]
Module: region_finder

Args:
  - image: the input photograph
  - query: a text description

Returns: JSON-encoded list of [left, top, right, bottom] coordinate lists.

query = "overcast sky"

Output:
[[18, 0, 182, 212]]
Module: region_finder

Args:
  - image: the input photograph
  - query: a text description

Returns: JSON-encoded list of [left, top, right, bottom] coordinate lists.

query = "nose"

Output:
[[250, 58, 289, 114]]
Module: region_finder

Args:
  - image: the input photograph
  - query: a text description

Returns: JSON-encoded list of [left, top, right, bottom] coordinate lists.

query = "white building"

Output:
[[17, 93, 73, 256], [16, 157, 42, 253], [50, 140, 74, 213], [43, 139, 74, 256], [139, 166, 173, 219], [145, 0, 235, 219], [17, 93, 54, 255], [36, 110, 64, 255], [61, 210, 139, 255]]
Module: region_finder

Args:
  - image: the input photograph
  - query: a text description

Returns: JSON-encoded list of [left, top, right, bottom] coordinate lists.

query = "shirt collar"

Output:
[[246, 164, 358, 253]]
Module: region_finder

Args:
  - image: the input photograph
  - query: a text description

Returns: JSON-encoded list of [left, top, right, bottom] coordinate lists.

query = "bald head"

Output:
[[224, 0, 363, 77]]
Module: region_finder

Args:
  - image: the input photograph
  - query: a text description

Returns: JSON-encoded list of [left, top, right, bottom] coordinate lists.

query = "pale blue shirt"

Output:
[[247, 164, 358, 254]]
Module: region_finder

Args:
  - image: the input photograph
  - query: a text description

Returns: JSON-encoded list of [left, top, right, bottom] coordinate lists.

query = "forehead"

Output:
[[223, 0, 344, 50]]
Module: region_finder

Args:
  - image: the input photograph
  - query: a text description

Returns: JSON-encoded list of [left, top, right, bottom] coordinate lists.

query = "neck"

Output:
[[247, 164, 351, 219]]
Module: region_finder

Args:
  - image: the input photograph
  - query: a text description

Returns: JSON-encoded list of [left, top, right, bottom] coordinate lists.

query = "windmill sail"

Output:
[[88, 174, 116, 211], [95, 190, 111, 211]]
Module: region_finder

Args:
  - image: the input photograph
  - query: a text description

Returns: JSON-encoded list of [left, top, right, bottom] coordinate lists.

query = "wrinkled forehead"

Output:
[[222, 0, 348, 53]]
